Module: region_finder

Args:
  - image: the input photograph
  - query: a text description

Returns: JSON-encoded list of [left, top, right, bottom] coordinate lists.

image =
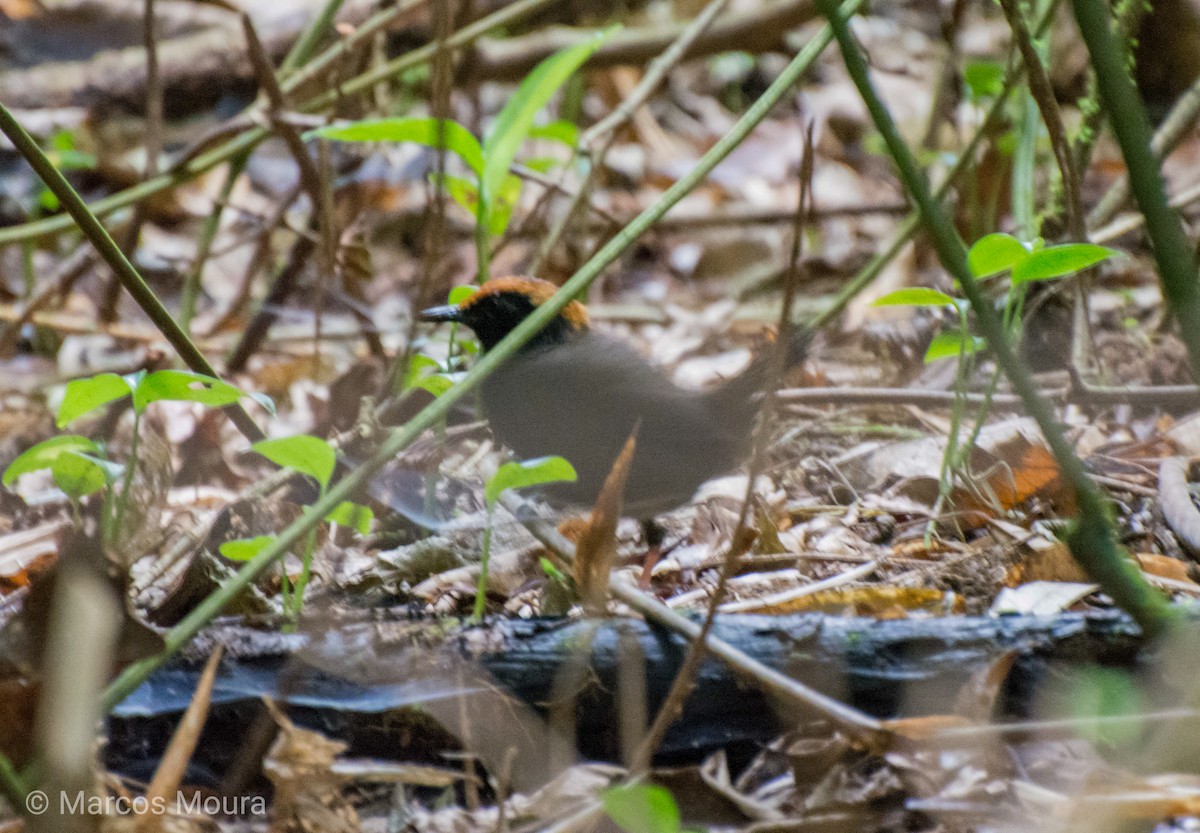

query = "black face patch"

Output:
[[461, 291, 580, 352]]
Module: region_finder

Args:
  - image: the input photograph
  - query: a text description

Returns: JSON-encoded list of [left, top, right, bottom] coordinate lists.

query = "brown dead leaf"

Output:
[[733, 585, 959, 617], [1005, 541, 1087, 586], [955, 438, 1072, 527], [883, 714, 975, 742], [0, 522, 63, 593], [954, 650, 1019, 722], [575, 429, 637, 614], [1132, 552, 1195, 584]]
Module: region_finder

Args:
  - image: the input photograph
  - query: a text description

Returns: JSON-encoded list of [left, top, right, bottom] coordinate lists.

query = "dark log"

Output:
[[103, 609, 1168, 789]]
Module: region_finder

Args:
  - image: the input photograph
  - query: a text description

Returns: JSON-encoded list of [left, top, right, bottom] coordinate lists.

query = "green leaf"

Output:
[[1011, 243, 1117, 284], [924, 330, 985, 362], [411, 373, 458, 398], [253, 435, 336, 488], [220, 535, 275, 562], [481, 27, 616, 216], [527, 119, 580, 147], [57, 373, 135, 427], [872, 288, 957, 307], [539, 556, 567, 582], [50, 451, 112, 499], [308, 118, 485, 176], [3, 435, 102, 487], [967, 233, 1029, 278], [484, 456, 577, 507], [435, 172, 482, 219], [448, 285, 477, 305], [602, 784, 681, 833], [963, 60, 1004, 100], [486, 173, 522, 236], [132, 370, 243, 413], [326, 501, 374, 535]]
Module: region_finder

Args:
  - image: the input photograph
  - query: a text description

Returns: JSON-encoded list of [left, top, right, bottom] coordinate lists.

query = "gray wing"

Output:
[[481, 336, 750, 514]]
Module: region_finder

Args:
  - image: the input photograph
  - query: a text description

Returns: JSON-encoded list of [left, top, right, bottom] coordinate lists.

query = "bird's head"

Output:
[[419, 276, 589, 352]]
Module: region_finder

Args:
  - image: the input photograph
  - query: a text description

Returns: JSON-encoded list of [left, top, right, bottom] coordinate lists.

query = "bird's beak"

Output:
[[418, 304, 463, 323]]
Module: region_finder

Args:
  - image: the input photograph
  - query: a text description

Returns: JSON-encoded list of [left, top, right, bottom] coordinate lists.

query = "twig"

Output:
[[1072, 0, 1200, 385], [818, 0, 1174, 636], [998, 0, 1082, 238], [631, 124, 816, 773], [0, 0, 553, 248], [1088, 68, 1200, 229], [530, 0, 737, 274], [94, 0, 865, 724], [0, 104, 265, 444]]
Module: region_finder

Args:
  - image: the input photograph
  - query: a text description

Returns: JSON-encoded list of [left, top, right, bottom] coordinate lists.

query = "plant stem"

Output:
[[474, 505, 495, 620], [0, 105, 265, 444], [1071, 0, 1200, 381], [109, 410, 142, 547], [96, 0, 862, 720], [817, 0, 1175, 637]]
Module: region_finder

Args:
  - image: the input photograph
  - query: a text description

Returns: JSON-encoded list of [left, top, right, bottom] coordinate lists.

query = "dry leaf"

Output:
[[574, 429, 637, 614]]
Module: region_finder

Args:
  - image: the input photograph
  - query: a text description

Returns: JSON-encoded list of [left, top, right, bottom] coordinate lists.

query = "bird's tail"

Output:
[[728, 325, 811, 398]]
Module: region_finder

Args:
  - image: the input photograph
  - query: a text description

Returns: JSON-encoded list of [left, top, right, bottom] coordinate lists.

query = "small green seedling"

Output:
[[223, 434, 372, 618], [3, 369, 267, 544], [873, 234, 1117, 535], [602, 784, 701, 833], [309, 28, 616, 281], [475, 456, 576, 620]]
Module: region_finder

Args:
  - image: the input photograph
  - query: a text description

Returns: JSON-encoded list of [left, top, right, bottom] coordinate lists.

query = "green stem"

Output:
[[110, 410, 142, 546], [0, 105, 265, 444], [817, 0, 1175, 637], [96, 0, 860, 719], [1071, 0, 1200, 380], [474, 504, 495, 620], [179, 150, 249, 331]]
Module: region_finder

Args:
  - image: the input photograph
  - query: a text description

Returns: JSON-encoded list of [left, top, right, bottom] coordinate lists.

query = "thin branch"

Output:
[[998, 0, 1083, 238], [1072, 0, 1200, 383], [817, 0, 1174, 637], [0, 104, 265, 444], [96, 0, 863, 719]]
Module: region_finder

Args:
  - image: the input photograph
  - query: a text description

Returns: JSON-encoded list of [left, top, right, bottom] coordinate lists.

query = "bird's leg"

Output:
[[637, 518, 668, 587]]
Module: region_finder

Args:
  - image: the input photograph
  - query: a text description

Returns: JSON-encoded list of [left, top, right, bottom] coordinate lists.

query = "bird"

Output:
[[419, 276, 808, 549]]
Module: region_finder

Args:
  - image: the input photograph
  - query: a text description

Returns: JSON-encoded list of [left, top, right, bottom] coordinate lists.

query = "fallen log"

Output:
[[103, 609, 1169, 790]]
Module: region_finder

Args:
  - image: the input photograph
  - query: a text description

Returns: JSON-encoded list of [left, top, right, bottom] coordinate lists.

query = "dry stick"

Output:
[[384, 0, 456, 401], [1088, 70, 1200, 230], [241, 12, 340, 369], [998, 0, 1082, 238], [529, 0, 735, 275], [1072, 0, 1200, 383], [94, 0, 864, 732], [630, 127, 818, 774], [204, 182, 304, 337], [137, 646, 223, 833], [504, 494, 886, 747], [225, 218, 318, 373], [777, 382, 1200, 410], [817, 0, 1173, 637], [0, 105, 265, 444], [0, 0, 549, 248]]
